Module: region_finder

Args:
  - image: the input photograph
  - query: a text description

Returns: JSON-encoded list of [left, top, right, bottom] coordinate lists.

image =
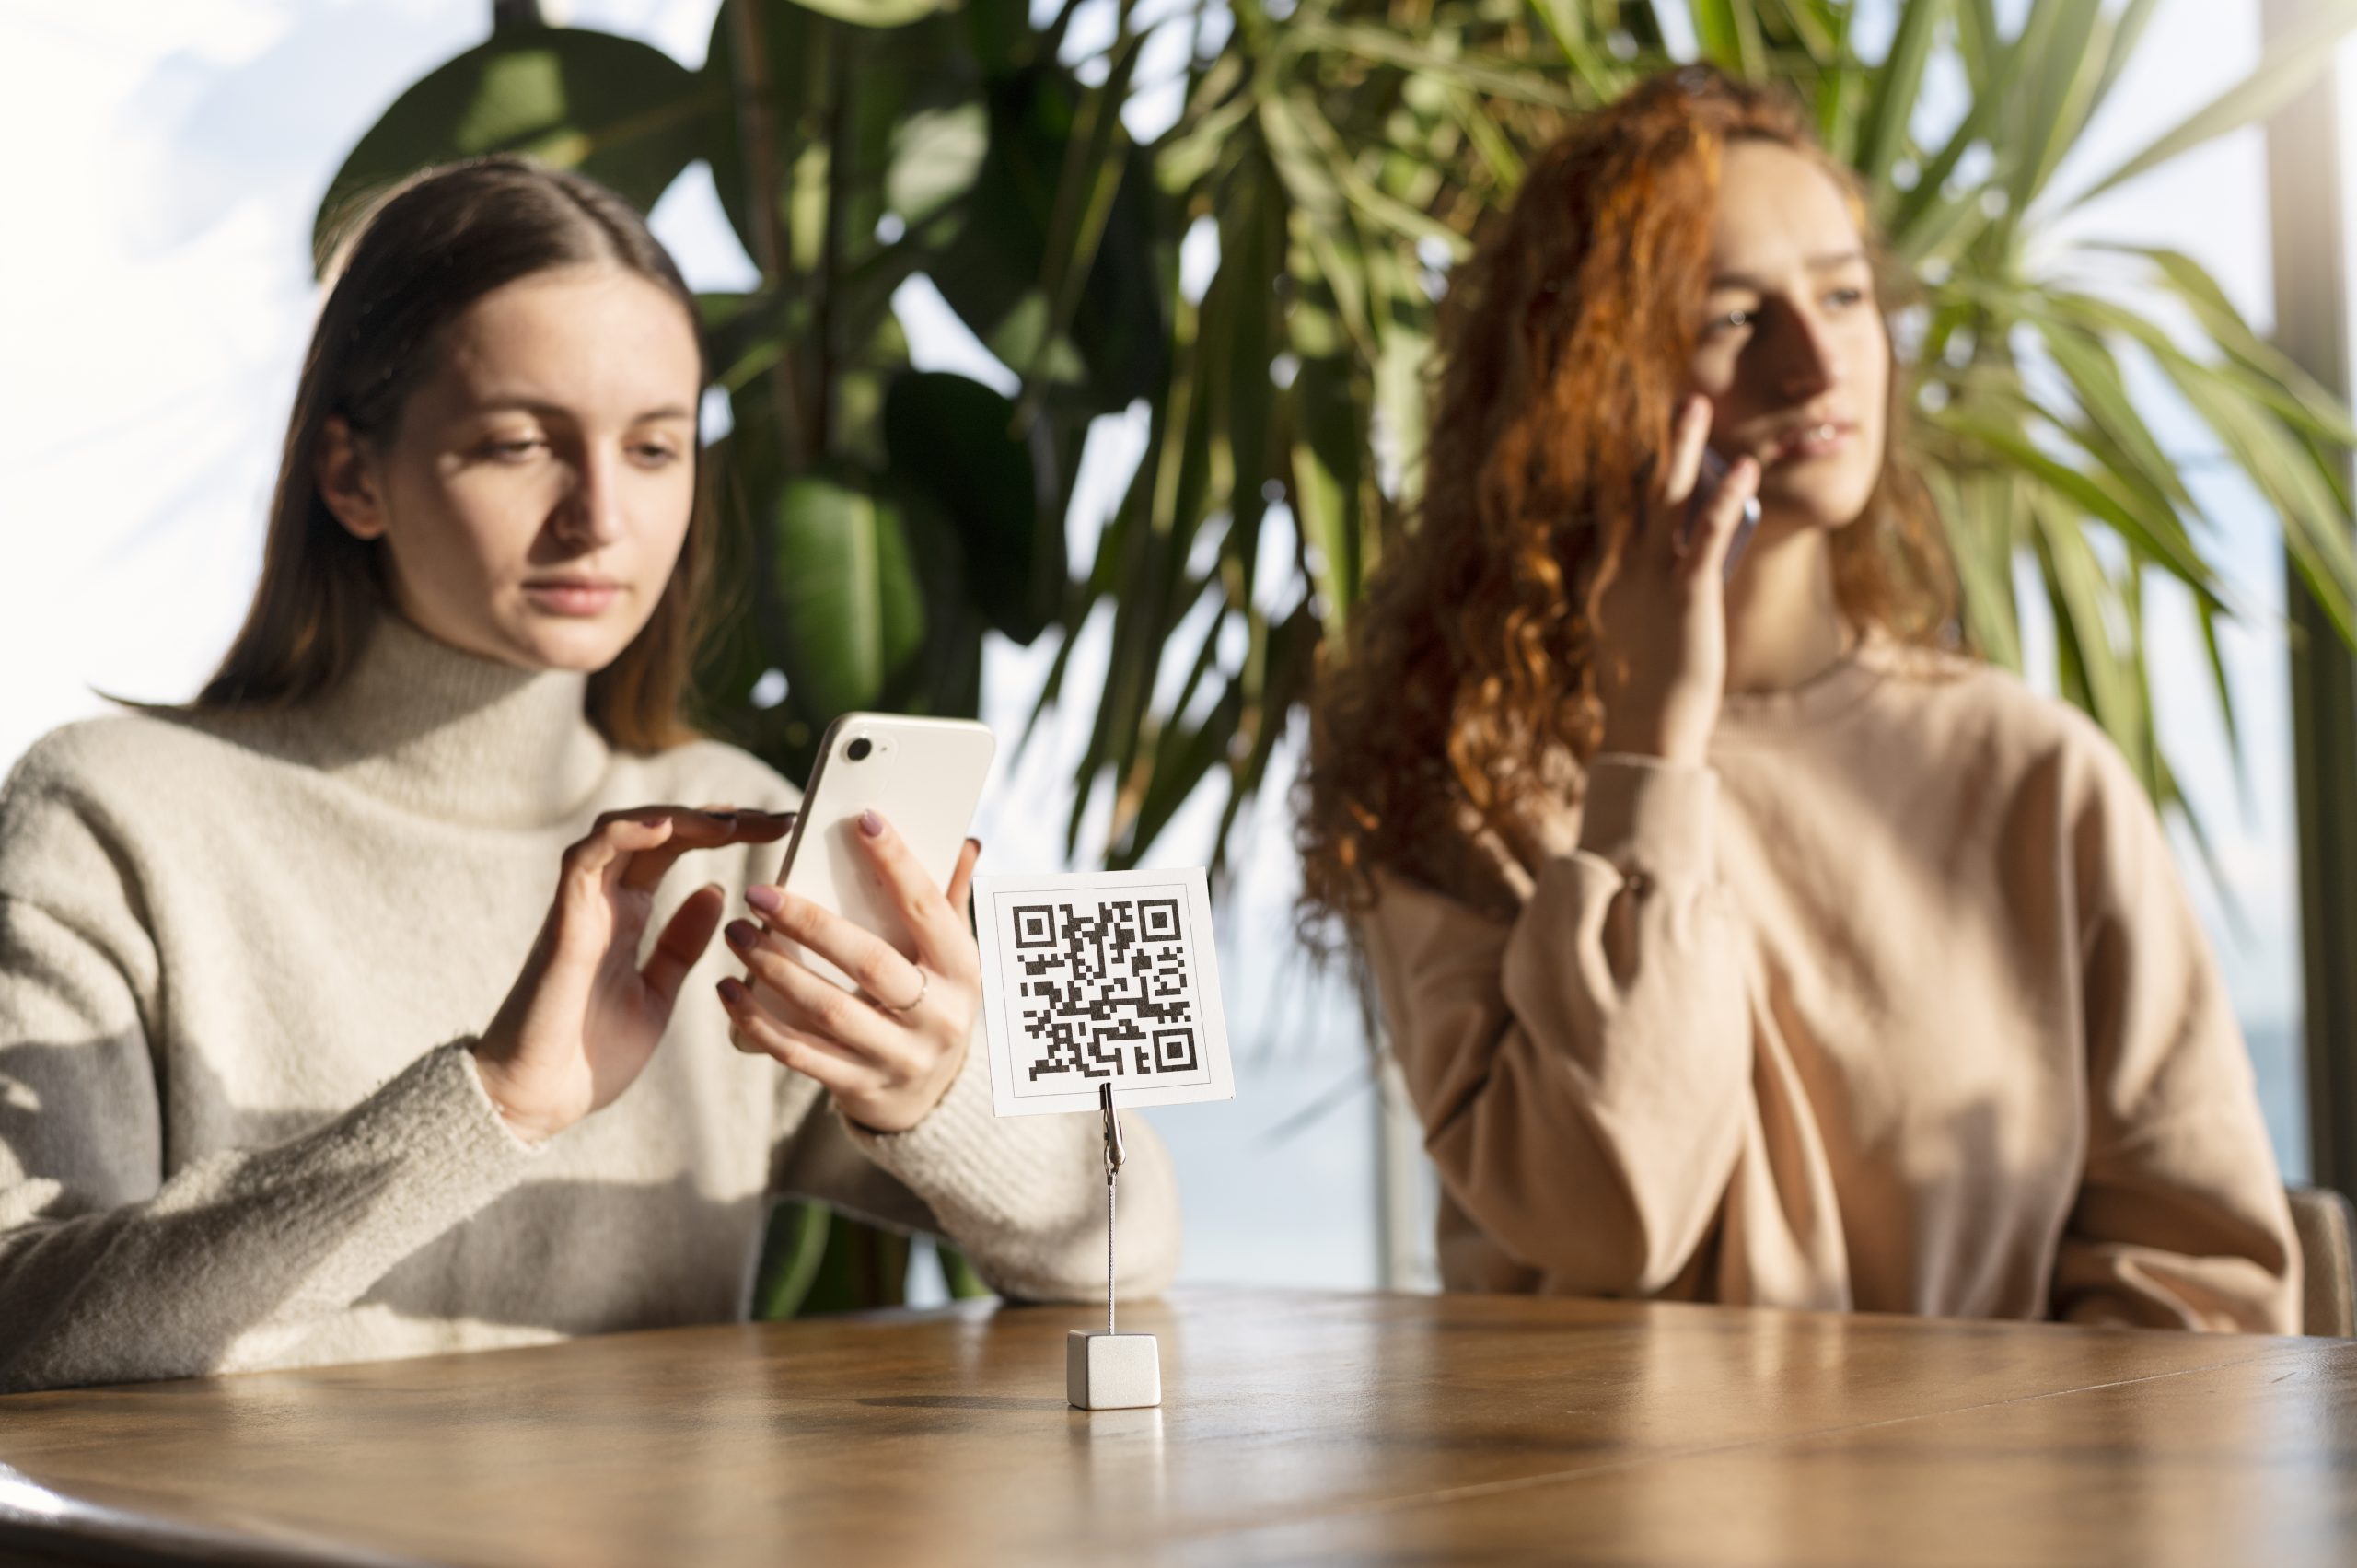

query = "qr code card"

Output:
[[972, 867, 1234, 1117]]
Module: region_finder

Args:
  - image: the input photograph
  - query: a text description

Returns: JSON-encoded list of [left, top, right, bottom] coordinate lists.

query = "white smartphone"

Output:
[[772, 713, 997, 987], [1687, 447, 1761, 580]]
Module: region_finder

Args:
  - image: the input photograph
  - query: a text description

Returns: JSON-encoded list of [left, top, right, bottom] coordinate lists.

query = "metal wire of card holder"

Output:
[[1100, 1082, 1124, 1336]]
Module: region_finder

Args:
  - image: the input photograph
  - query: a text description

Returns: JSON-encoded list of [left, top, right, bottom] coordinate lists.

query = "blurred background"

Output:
[[8, 0, 2357, 1303]]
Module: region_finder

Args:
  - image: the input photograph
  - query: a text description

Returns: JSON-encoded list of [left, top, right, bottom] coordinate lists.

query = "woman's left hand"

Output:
[[718, 811, 982, 1132]]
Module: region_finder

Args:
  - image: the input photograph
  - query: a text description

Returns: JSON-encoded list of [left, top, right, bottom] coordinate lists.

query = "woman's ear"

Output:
[[315, 415, 387, 540]]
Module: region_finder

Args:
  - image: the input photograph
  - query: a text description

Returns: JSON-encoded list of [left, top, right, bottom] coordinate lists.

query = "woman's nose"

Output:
[[1770, 308, 1842, 401], [552, 453, 626, 548]]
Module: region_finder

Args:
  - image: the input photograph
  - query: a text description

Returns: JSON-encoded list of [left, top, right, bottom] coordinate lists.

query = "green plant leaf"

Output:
[[1856, 0, 1945, 195], [1019, 31, 1148, 419], [1289, 19, 1582, 108], [1283, 92, 1472, 258], [2001, 0, 2105, 218], [2027, 488, 2146, 772], [2026, 317, 2192, 510], [937, 1245, 993, 1299], [2076, 0, 2357, 203], [1206, 603, 1322, 876], [795, 1214, 913, 1314], [1933, 406, 2226, 611], [1293, 354, 1369, 641], [1120, 674, 1242, 867], [881, 370, 1062, 643], [2096, 245, 2357, 436], [704, 5, 981, 292], [1766, 0, 1844, 65], [886, 101, 991, 226], [751, 1202, 831, 1318], [762, 471, 927, 718], [702, 0, 818, 278], [1887, 62, 1997, 241], [702, 288, 802, 392], [932, 63, 1167, 412], [315, 26, 715, 265], [1688, 0, 1768, 77], [2162, 362, 2357, 652], [786, 0, 954, 28], [2189, 588, 2247, 784], [1520, 0, 1631, 100], [1955, 0, 2003, 94], [2081, 0, 2165, 132], [1927, 465, 2024, 672]]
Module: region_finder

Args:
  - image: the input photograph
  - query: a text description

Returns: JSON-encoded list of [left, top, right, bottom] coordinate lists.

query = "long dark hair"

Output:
[[196, 156, 712, 751]]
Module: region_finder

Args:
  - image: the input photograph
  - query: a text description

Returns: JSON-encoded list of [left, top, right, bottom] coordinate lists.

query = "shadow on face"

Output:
[[1688, 140, 1890, 538]]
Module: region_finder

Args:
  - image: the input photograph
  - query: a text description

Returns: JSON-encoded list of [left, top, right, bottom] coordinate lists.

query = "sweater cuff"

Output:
[[836, 1024, 1002, 1195], [1575, 754, 1718, 883], [344, 1040, 547, 1190], [212, 1039, 550, 1325]]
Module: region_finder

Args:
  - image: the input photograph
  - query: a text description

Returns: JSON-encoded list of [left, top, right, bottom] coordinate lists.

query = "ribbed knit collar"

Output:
[[1711, 629, 1909, 743], [295, 612, 610, 829]]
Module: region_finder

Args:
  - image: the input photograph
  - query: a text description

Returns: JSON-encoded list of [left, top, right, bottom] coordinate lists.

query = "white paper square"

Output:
[[973, 867, 1235, 1117]]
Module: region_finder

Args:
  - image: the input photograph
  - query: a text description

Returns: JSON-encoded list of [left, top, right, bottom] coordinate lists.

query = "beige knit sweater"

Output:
[[1362, 638, 2299, 1332], [0, 615, 1179, 1392]]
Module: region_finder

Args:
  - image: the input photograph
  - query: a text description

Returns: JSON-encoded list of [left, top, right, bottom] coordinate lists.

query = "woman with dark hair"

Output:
[[0, 157, 1178, 1393], [1298, 69, 2297, 1331]]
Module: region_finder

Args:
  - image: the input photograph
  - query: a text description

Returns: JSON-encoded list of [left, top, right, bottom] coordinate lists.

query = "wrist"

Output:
[[469, 1051, 565, 1146], [845, 1033, 970, 1136], [844, 1080, 950, 1137]]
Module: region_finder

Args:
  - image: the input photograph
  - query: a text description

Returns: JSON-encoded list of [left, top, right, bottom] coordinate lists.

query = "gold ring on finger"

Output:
[[875, 970, 928, 1016]]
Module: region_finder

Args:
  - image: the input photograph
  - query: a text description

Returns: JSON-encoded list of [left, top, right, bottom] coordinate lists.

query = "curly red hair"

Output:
[[1297, 67, 1956, 927]]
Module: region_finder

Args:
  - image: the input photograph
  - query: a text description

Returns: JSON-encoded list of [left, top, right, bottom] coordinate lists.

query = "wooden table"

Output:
[[3, 1288, 2353, 1566]]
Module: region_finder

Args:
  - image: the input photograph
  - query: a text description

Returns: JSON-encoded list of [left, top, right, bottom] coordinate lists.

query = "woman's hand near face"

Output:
[[472, 807, 795, 1144], [719, 813, 983, 1133], [1593, 395, 1760, 767]]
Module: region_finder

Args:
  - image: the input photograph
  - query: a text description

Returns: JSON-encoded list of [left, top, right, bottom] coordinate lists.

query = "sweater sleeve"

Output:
[[771, 1030, 1181, 1303], [1364, 756, 1753, 1295], [2049, 745, 2301, 1334], [0, 778, 540, 1393]]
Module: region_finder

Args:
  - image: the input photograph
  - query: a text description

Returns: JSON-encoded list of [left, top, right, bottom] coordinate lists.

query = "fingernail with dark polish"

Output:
[[968, 836, 983, 860], [858, 809, 884, 838], [724, 920, 758, 950], [717, 977, 748, 1006], [746, 885, 782, 914]]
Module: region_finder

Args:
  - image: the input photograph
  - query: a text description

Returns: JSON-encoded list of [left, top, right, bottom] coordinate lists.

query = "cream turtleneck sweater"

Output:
[[1362, 637, 2299, 1332], [0, 615, 1178, 1393]]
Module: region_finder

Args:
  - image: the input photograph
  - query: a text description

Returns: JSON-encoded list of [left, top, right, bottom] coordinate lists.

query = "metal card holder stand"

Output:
[[1067, 1084, 1161, 1410]]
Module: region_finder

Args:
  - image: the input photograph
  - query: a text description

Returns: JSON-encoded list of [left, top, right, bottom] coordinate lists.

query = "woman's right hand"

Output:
[[1593, 395, 1759, 767], [472, 806, 794, 1144]]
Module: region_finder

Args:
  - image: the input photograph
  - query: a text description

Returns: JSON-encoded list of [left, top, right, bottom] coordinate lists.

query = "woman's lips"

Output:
[[522, 581, 622, 616], [1766, 420, 1856, 464]]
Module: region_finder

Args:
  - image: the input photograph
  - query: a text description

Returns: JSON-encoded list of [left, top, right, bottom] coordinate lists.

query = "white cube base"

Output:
[[1067, 1330, 1161, 1410]]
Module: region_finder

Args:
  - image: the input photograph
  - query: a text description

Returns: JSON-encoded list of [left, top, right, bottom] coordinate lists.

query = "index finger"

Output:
[[618, 807, 795, 893], [1658, 395, 1713, 508]]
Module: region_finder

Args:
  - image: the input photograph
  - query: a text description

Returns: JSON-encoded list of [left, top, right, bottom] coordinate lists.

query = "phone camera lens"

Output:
[[846, 738, 873, 761]]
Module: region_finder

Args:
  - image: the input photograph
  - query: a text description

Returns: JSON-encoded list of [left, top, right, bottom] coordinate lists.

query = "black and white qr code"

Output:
[[1011, 894, 1202, 1083]]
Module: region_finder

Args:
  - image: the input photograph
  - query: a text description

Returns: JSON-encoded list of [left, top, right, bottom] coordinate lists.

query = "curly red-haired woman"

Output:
[[1299, 67, 2297, 1331]]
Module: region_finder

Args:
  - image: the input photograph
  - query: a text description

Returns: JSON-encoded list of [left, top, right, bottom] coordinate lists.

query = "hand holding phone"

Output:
[[718, 714, 996, 1132], [767, 714, 995, 987], [1593, 397, 1756, 767]]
